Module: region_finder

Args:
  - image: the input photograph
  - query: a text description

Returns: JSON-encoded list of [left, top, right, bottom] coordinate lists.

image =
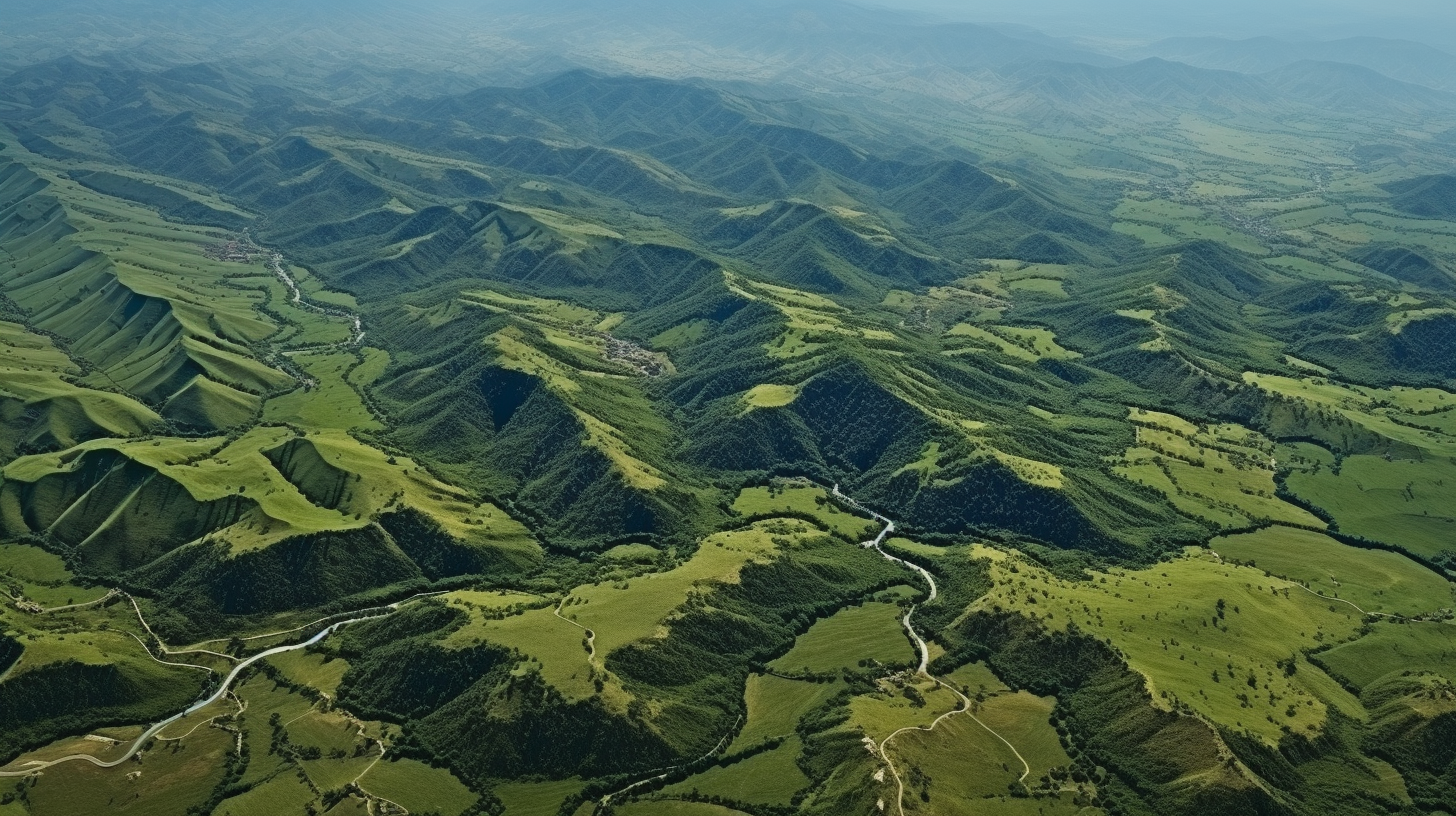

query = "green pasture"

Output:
[[731, 485, 876, 540], [359, 757, 479, 815], [975, 691, 1073, 773], [265, 651, 352, 696], [847, 676, 963, 743], [347, 347, 392, 387], [769, 601, 915, 674], [662, 737, 810, 806], [741, 383, 799, 410], [495, 779, 586, 816], [944, 323, 1078, 363], [889, 714, 1032, 810], [971, 545, 1366, 743], [0, 542, 110, 606], [1316, 621, 1456, 690], [1112, 195, 1268, 255], [25, 720, 232, 816], [559, 521, 815, 664], [1116, 409, 1324, 529], [1212, 527, 1453, 617], [728, 674, 845, 752], [217, 773, 318, 816], [615, 802, 753, 816], [443, 603, 604, 703], [1245, 373, 1453, 423], [265, 351, 382, 431], [1284, 453, 1456, 559]]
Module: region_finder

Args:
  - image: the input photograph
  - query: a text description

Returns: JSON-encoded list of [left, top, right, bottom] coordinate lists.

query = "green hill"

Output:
[[1383, 173, 1456, 220]]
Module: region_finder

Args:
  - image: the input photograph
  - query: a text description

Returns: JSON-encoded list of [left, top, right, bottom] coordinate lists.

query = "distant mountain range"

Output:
[[1129, 35, 1456, 93]]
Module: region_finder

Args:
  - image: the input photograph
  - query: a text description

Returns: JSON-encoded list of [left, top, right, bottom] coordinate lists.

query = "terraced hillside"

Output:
[[0, 14, 1454, 816]]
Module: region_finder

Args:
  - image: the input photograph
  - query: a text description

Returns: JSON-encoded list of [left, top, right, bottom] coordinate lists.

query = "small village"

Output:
[[602, 334, 668, 377]]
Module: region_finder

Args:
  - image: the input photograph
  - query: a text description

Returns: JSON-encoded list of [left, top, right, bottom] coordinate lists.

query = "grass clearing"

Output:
[[1113, 195, 1268, 255], [25, 721, 232, 816], [442, 514, 813, 707], [563, 520, 804, 656], [944, 323, 1077, 363], [731, 485, 876, 540], [975, 691, 1071, 773], [1115, 408, 1325, 529], [494, 779, 585, 816], [443, 604, 601, 703], [1316, 622, 1456, 689], [970, 545, 1366, 744], [299, 753, 378, 792], [265, 351, 382, 431], [729, 675, 844, 752], [358, 757, 479, 816], [848, 676, 962, 743], [1284, 453, 1456, 559], [616, 803, 753, 816], [1212, 527, 1454, 617], [741, 383, 799, 410], [889, 713, 1028, 809], [347, 347, 391, 387], [0, 542, 111, 606], [266, 650, 351, 696], [661, 736, 810, 806], [770, 601, 915, 674], [216, 772, 317, 816], [2, 423, 535, 556], [234, 675, 317, 786], [1245, 373, 1456, 457]]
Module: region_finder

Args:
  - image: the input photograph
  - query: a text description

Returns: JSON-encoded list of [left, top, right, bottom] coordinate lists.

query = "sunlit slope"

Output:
[[901, 539, 1455, 816], [371, 286, 712, 548], [0, 159, 288, 412], [0, 147, 542, 637], [0, 319, 161, 457], [0, 427, 538, 634]]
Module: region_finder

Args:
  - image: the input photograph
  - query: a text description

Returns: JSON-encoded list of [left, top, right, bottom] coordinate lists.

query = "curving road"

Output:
[[0, 594, 443, 778], [595, 715, 743, 812], [829, 485, 1032, 814], [554, 597, 597, 662]]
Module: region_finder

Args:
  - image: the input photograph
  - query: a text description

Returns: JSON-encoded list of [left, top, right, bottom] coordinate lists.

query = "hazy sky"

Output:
[[865, 0, 1456, 46]]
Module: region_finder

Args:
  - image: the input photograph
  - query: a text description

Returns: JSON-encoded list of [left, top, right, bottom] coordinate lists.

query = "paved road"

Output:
[[0, 594, 443, 777]]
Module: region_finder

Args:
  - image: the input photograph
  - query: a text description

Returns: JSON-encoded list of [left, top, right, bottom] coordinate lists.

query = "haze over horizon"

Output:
[[866, 0, 1456, 49]]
